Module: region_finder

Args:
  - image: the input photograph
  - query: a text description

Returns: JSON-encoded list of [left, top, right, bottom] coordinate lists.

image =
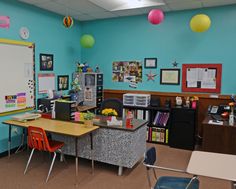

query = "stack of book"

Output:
[[147, 127, 168, 143]]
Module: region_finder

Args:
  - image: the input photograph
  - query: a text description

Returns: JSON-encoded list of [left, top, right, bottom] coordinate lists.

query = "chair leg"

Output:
[[146, 169, 152, 189], [24, 148, 35, 175], [58, 149, 66, 163], [46, 152, 57, 183]]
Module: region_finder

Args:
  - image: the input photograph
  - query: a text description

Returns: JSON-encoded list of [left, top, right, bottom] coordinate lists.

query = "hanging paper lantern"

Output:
[[63, 16, 74, 28], [190, 14, 211, 32], [148, 9, 164, 25], [80, 34, 95, 48]]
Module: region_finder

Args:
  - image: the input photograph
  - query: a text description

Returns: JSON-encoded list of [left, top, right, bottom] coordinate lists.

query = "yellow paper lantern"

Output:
[[190, 14, 211, 32]]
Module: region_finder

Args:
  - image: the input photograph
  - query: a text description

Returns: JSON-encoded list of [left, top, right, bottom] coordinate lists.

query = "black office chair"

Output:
[[143, 147, 199, 189], [100, 98, 123, 117]]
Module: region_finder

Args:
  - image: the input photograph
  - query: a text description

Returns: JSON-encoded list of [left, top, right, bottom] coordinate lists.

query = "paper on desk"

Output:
[[208, 120, 223, 125]]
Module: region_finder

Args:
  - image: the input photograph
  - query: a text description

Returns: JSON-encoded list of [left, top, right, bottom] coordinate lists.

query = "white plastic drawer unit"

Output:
[[123, 93, 150, 107], [123, 94, 135, 106]]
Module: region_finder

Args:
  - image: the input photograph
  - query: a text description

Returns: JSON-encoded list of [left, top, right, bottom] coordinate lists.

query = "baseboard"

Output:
[[0, 147, 19, 158]]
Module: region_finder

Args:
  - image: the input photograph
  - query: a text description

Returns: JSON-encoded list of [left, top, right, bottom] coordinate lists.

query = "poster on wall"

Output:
[[112, 61, 142, 83]]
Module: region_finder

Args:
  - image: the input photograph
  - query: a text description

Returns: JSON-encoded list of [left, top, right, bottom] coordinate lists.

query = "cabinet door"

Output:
[[169, 108, 195, 150]]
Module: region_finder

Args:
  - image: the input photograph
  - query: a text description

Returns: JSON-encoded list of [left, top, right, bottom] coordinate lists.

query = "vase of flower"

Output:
[[100, 108, 118, 123]]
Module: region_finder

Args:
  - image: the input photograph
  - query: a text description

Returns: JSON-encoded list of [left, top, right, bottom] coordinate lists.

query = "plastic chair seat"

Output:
[[48, 140, 64, 152], [155, 176, 199, 189], [24, 126, 64, 182]]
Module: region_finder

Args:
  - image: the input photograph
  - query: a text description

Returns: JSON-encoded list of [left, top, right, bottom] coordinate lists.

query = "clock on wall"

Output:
[[19, 27, 30, 40]]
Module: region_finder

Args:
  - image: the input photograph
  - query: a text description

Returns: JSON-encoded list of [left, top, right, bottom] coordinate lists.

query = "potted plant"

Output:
[[70, 77, 81, 104], [83, 111, 95, 127]]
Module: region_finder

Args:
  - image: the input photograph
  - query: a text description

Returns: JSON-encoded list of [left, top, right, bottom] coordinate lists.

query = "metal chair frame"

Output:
[[24, 127, 64, 183], [143, 147, 199, 189]]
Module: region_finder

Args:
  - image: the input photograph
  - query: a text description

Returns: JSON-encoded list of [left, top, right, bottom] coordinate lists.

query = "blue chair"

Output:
[[143, 147, 199, 189]]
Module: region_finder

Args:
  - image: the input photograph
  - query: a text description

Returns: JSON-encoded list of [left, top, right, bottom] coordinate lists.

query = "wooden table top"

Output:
[[187, 151, 236, 181], [3, 118, 99, 137]]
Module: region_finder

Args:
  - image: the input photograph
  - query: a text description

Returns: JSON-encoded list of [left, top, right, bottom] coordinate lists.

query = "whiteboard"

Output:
[[0, 38, 35, 115]]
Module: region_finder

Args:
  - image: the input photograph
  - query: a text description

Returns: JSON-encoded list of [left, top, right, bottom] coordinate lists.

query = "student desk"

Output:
[[3, 118, 99, 181], [187, 151, 236, 189]]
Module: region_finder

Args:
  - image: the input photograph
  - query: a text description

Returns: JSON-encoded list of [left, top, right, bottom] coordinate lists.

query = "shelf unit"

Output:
[[123, 105, 170, 145], [147, 107, 170, 144], [73, 72, 103, 112]]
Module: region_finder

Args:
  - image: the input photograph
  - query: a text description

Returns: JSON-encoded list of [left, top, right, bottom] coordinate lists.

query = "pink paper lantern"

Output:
[[148, 9, 164, 25]]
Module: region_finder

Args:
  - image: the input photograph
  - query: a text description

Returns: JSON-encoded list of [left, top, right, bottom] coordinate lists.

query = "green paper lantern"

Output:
[[80, 34, 95, 48]]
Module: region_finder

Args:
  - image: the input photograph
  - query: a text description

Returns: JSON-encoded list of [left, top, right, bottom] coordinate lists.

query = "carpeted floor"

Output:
[[0, 144, 231, 189]]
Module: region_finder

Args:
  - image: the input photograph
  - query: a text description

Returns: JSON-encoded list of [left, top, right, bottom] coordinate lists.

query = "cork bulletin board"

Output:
[[182, 64, 222, 93]]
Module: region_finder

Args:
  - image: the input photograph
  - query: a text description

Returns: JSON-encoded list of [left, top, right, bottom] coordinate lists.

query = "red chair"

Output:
[[24, 126, 64, 182]]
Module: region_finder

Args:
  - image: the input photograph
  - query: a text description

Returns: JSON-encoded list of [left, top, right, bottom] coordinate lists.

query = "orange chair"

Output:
[[24, 126, 64, 182]]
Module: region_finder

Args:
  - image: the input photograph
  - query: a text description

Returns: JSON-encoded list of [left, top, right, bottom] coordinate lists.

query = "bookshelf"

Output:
[[147, 107, 170, 144], [123, 105, 170, 145]]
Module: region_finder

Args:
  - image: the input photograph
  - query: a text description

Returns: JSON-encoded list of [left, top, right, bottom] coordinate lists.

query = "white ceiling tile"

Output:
[[167, 1, 202, 11], [76, 14, 96, 21], [89, 11, 117, 18], [18, 0, 236, 21], [88, 0, 125, 11], [113, 9, 143, 17], [203, 0, 236, 7], [55, 0, 107, 14]]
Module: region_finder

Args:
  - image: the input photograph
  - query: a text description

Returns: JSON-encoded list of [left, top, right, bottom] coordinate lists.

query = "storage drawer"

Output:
[[97, 74, 103, 85]]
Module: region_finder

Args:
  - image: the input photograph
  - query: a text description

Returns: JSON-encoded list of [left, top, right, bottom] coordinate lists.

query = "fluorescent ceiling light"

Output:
[[89, 0, 165, 11]]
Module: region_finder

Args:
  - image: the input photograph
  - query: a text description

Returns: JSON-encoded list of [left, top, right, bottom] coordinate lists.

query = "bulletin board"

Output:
[[0, 38, 35, 115], [112, 61, 142, 83], [182, 64, 222, 93], [38, 73, 55, 94]]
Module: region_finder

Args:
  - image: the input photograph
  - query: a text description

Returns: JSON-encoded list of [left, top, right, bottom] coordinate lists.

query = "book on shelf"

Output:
[[153, 111, 170, 126], [165, 129, 169, 144], [137, 109, 144, 119]]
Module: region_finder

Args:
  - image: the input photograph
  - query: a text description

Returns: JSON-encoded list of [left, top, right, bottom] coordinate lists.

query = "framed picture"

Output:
[[57, 75, 69, 90], [40, 53, 53, 71], [144, 58, 157, 68], [160, 69, 180, 85]]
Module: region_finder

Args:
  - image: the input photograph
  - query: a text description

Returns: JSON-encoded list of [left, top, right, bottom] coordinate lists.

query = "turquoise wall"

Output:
[[0, 1, 236, 153], [0, 0, 81, 153], [81, 5, 236, 94]]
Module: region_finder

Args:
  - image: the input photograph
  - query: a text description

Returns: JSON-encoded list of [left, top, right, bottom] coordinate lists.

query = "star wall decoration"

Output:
[[146, 70, 157, 81], [172, 60, 179, 67]]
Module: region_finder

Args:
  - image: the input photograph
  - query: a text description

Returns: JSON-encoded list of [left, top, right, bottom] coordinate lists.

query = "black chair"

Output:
[[100, 98, 123, 117], [143, 147, 199, 189]]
